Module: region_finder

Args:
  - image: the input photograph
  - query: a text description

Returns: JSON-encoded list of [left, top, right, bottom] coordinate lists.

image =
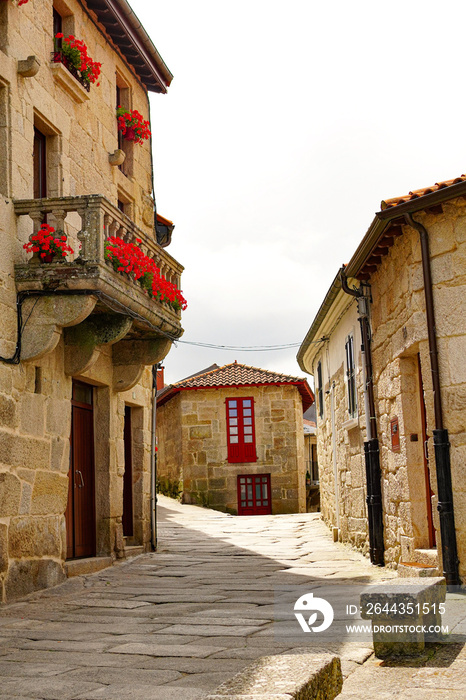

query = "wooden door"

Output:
[[66, 382, 96, 559], [418, 354, 436, 548], [237, 474, 272, 515], [122, 406, 133, 537]]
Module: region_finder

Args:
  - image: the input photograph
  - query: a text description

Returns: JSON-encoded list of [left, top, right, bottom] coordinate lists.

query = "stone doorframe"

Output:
[[397, 351, 437, 560]]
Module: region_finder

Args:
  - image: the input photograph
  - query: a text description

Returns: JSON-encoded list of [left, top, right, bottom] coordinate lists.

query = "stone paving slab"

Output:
[[74, 687, 206, 700], [4, 494, 460, 700], [0, 677, 104, 699], [106, 642, 227, 657]]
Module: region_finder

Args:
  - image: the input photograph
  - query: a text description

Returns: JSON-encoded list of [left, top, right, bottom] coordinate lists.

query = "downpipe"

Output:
[[150, 364, 159, 551], [340, 268, 385, 566], [404, 214, 460, 586]]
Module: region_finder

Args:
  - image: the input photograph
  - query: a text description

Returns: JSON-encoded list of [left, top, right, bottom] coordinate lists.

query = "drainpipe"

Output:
[[404, 213, 460, 586], [150, 364, 160, 551], [330, 379, 341, 533], [340, 269, 385, 566]]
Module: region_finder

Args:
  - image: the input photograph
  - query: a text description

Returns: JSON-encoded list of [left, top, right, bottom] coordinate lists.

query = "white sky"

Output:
[[129, 0, 466, 385]]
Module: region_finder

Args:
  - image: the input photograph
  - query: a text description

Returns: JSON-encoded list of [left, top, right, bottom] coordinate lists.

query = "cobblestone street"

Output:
[[0, 496, 464, 699]]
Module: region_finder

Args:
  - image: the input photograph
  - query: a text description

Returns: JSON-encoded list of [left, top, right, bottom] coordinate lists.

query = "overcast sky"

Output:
[[130, 0, 466, 385]]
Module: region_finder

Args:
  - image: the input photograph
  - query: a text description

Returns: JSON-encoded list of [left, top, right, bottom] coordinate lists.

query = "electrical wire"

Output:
[[0, 289, 327, 366]]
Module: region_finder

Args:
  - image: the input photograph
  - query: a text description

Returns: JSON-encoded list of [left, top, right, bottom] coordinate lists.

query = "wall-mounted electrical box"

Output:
[[390, 416, 400, 452]]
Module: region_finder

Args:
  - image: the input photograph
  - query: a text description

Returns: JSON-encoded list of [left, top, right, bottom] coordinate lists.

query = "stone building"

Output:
[[156, 363, 314, 515], [298, 174, 466, 584], [303, 404, 319, 512], [0, 0, 184, 602]]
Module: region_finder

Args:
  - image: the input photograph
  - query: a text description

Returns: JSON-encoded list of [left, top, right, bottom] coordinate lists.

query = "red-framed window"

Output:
[[237, 474, 271, 515], [226, 397, 257, 463]]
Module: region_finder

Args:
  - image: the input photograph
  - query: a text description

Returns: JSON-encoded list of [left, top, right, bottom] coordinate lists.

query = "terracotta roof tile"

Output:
[[380, 175, 466, 210], [158, 362, 314, 411], [173, 362, 309, 388]]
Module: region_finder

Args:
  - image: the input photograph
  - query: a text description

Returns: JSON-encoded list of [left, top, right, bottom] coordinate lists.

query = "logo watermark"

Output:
[[294, 592, 334, 633], [273, 585, 466, 645]]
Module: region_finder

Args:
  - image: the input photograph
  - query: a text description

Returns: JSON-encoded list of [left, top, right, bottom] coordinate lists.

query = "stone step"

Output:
[[65, 556, 113, 578], [413, 548, 439, 568], [398, 561, 439, 578], [125, 545, 145, 558], [205, 651, 342, 699]]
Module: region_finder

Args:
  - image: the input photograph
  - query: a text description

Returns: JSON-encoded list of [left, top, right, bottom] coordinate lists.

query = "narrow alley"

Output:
[[0, 497, 464, 699]]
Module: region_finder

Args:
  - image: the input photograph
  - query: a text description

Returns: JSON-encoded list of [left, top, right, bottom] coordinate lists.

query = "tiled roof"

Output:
[[157, 362, 314, 411], [156, 213, 174, 226], [380, 175, 466, 210], [172, 362, 309, 388]]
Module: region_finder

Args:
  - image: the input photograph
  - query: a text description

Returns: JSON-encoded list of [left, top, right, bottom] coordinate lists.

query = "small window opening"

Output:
[[34, 367, 42, 394], [317, 361, 324, 419]]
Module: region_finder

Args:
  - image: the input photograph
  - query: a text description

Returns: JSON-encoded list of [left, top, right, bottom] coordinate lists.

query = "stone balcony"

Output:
[[13, 195, 184, 390]]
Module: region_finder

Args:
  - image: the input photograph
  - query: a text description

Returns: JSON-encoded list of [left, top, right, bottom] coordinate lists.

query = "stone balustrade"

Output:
[[14, 194, 183, 293], [13, 195, 184, 376]]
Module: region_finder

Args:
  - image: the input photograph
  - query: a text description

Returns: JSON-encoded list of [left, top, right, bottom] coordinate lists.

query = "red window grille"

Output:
[[226, 397, 257, 463]]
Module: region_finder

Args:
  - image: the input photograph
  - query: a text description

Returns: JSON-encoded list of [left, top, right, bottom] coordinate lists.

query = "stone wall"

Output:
[[156, 385, 306, 515], [311, 200, 465, 581], [0, 1, 162, 602], [313, 302, 370, 555], [369, 201, 466, 580], [156, 392, 183, 498]]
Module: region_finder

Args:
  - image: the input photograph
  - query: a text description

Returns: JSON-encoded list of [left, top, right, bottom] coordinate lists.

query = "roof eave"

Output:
[[296, 270, 342, 374], [85, 0, 173, 93], [346, 180, 466, 278], [158, 380, 314, 412]]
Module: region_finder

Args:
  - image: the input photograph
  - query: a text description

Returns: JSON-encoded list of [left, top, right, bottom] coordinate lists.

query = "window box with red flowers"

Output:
[[52, 33, 101, 93], [104, 236, 187, 313], [116, 107, 151, 144], [23, 224, 74, 263]]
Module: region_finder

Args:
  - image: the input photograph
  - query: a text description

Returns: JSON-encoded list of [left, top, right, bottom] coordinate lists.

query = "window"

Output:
[[33, 127, 47, 199], [316, 361, 324, 419], [53, 8, 63, 43], [116, 76, 133, 177], [226, 397, 257, 463], [345, 333, 357, 417]]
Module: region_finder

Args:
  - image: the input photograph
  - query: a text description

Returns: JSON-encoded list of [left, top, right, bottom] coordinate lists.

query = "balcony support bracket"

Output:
[[64, 314, 133, 376], [113, 337, 172, 392], [20, 295, 97, 362]]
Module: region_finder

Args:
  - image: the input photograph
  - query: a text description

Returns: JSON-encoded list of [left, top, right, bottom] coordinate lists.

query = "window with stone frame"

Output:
[[345, 333, 357, 418], [316, 360, 324, 419], [116, 76, 133, 177], [226, 397, 257, 463]]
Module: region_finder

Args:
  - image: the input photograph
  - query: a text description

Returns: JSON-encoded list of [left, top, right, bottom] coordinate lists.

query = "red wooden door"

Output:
[[237, 474, 272, 515], [66, 382, 96, 559]]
